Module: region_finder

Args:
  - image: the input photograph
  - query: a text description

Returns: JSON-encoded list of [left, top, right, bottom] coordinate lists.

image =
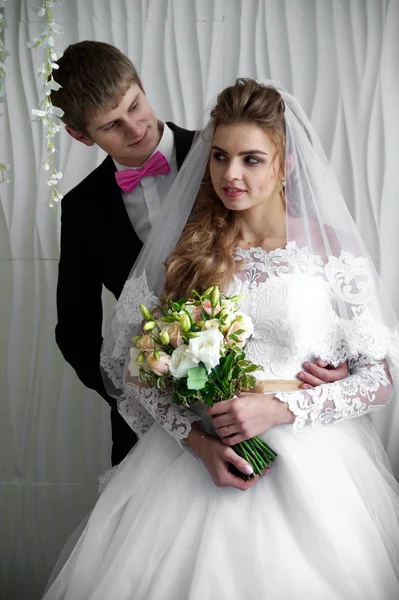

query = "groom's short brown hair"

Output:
[[51, 41, 143, 135]]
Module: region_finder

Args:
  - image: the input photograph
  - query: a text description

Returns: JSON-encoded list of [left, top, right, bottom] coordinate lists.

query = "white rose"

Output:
[[127, 347, 141, 377], [220, 299, 239, 313], [202, 318, 220, 331], [187, 328, 224, 373], [169, 345, 199, 379]]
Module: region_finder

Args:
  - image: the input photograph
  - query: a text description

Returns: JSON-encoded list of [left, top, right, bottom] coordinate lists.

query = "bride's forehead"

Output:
[[212, 123, 275, 151]]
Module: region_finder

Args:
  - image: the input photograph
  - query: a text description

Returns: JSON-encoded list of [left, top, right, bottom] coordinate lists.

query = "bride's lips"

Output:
[[221, 186, 246, 199]]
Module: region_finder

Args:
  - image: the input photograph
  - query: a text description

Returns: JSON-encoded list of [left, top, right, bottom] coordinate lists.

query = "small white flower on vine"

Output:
[[28, 0, 63, 207], [27, 38, 41, 49], [32, 108, 47, 118]]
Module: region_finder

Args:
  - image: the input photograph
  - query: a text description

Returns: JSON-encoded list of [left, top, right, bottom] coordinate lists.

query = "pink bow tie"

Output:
[[115, 151, 171, 193]]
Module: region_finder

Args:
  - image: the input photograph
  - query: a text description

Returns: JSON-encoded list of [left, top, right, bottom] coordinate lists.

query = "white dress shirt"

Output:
[[113, 123, 178, 243]]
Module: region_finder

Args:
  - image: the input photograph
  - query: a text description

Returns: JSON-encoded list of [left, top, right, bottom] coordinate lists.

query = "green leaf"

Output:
[[186, 366, 208, 390], [233, 328, 245, 336], [244, 364, 259, 373], [246, 375, 257, 388], [228, 333, 240, 342], [174, 380, 195, 397], [203, 389, 215, 406], [237, 360, 250, 367]]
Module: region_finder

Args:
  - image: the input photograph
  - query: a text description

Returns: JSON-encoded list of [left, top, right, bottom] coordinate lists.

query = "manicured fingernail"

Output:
[[302, 362, 309, 369], [244, 464, 253, 475], [297, 372, 305, 380]]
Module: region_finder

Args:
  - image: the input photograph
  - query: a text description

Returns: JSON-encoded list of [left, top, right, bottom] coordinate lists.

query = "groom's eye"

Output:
[[104, 121, 118, 131]]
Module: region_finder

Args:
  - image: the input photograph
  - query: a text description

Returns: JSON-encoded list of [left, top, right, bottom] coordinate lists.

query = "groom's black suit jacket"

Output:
[[55, 122, 196, 466]]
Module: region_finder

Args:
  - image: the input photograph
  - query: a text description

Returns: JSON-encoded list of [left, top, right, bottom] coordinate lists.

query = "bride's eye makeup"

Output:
[[244, 155, 262, 165], [211, 151, 227, 161]]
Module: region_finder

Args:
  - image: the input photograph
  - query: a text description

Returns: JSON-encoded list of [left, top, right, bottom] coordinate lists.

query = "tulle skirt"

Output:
[[43, 416, 399, 600]]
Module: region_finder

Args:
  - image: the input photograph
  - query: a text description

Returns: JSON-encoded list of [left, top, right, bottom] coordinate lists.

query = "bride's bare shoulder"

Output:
[[291, 217, 363, 257]]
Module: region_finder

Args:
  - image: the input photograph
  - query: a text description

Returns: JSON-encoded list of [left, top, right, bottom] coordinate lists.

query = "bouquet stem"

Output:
[[233, 436, 278, 479]]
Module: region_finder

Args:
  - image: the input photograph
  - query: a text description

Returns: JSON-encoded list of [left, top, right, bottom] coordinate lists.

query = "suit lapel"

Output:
[[101, 155, 137, 237], [166, 122, 196, 169], [99, 156, 143, 296]]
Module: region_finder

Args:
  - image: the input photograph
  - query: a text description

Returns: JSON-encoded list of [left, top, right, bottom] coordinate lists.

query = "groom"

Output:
[[52, 41, 347, 467]]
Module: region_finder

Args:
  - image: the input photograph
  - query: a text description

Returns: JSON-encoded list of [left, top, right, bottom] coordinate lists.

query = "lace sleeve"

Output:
[[119, 370, 201, 447], [275, 357, 393, 432]]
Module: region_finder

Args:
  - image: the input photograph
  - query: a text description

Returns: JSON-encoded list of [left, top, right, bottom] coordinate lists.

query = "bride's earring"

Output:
[[279, 177, 286, 208]]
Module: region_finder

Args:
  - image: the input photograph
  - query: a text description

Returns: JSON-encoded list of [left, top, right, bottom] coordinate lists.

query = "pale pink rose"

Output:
[[184, 303, 203, 322], [163, 322, 184, 349], [147, 351, 171, 375], [202, 300, 222, 316], [226, 313, 254, 348], [136, 334, 155, 351]]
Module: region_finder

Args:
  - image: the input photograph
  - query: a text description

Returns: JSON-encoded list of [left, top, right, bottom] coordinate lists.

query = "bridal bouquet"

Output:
[[128, 286, 277, 478]]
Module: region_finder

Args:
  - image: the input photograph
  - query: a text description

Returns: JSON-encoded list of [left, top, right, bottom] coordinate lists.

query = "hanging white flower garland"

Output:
[[0, 0, 10, 184], [28, 0, 64, 208]]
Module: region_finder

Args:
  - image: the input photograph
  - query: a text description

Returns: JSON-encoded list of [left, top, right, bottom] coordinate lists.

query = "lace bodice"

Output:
[[107, 243, 393, 446], [229, 244, 393, 431]]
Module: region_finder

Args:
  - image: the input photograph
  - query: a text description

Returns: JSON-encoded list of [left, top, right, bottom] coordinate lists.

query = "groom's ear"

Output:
[[65, 125, 95, 147]]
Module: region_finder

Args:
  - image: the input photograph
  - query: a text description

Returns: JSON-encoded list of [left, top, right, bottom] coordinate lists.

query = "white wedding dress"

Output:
[[44, 244, 399, 600]]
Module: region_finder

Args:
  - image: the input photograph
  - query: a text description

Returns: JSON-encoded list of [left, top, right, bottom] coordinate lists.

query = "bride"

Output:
[[43, 79, 399, 599]]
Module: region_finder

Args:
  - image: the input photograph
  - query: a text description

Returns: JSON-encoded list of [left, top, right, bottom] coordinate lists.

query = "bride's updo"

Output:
[[164, 78, 286, 300]]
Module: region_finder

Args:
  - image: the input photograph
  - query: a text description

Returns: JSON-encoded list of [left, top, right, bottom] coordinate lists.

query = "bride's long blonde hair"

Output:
[[164, 78, 286, 300]]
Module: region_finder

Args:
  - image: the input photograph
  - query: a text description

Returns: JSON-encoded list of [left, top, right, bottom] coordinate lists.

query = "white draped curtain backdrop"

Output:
[[0, 0, 398, 598]]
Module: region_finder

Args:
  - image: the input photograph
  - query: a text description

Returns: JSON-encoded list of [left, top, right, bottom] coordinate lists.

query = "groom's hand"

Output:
[[297, 359, 349, 389]]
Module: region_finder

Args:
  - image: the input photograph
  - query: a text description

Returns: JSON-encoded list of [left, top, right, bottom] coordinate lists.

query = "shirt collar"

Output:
[[113, 122, 174, 172]]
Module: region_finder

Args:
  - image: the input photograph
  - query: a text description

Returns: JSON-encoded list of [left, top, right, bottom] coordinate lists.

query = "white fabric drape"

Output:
[[0, 1, 398, 598]]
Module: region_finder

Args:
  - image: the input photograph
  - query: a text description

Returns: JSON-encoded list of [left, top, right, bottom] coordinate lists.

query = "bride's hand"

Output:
[[197, 435, 264, 491], [208, 393, 295, 445]]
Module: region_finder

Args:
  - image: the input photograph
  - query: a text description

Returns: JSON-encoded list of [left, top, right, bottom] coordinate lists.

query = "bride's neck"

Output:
[[238, 204, 286, 250]]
